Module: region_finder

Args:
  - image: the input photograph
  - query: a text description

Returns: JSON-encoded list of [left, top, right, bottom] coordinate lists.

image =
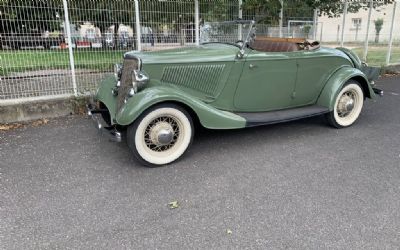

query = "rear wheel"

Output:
[[127, 104, 194, 167], [326, 81, 364, 128]]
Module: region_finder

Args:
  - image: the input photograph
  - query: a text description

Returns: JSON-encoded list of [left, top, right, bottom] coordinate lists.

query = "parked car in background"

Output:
[[88, 20, 382, 167], [103, 33, 115, 48], [0, 34, 64, 49], [102, 32, 135, 49]]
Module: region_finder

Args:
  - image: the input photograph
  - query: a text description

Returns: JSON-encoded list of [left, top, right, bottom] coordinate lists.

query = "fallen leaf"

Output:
[[0, 123, 23, 131], [168, 201, 179, 209], [31, 119, 50, 127]]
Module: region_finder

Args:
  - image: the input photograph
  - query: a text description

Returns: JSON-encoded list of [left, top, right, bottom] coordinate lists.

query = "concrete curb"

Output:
[[0, 96, 88, 123], [382, 64, 400, 74]]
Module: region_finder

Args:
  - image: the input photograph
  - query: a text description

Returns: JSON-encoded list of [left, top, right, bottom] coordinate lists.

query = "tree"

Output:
[[303, 25, 312, 39], [0, 0, 63, 35], [374, 18, 384, 43], [242, 0, 282, 24]]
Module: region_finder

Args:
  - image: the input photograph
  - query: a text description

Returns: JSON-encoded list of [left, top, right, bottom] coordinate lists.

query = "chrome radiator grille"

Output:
[[117, 58, 138, 111]]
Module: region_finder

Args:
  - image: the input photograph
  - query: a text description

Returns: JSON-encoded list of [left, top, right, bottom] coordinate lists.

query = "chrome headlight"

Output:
[[131, 70, 149, 93], [114, 63, 122, 81]]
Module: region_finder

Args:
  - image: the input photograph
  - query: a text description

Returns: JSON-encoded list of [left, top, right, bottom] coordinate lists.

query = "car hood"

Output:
[[124, 43, 240, 64]]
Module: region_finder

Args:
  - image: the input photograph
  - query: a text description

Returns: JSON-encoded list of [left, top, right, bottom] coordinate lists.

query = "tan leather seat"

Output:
[[250, 40, 300, 52]]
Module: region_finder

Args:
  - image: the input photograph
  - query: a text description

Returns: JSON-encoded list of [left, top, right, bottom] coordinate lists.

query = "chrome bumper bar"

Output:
[[87, 104, 122, 143], [373, 87, 384, 97]]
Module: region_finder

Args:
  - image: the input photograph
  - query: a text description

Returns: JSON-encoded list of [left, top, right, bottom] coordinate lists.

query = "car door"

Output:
[[291, 50, 344, 107], [233, 50, 298, 112]]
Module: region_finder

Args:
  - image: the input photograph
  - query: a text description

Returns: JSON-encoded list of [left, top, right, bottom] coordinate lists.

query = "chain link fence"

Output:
[[0, 0, 398, 103]]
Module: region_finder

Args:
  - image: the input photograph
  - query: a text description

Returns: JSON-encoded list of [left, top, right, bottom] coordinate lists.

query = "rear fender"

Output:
[[317, 66, 375, 111], [115, 85, 246, 129]]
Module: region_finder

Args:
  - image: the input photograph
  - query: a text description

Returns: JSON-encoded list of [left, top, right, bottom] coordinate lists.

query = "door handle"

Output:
[[249, 64, 258, 69]]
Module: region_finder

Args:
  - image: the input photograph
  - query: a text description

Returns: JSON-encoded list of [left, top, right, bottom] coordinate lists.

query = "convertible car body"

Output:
[[88, 20, 382, 166]]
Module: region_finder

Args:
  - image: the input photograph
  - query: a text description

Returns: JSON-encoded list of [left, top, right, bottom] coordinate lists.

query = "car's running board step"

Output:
[[235, 105, 330, 127]]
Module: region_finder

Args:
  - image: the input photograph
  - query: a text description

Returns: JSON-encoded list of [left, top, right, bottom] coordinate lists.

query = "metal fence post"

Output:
[[313, 8, 319, 40], [195, 0, 200, 46], [279, 0, 284, 38], [62, 0, 77, 96], [320, 22, 324, 42], [238, 0, 243, 40], [386, 1, 397, 65], [341, 0, 348, 47], [134, 0, 142, 51], [363, 0, 373, 62]]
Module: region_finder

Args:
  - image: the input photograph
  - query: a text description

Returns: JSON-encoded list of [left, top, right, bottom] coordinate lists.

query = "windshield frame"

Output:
[[199, 19, 256, 50], [237, 20, 256, 49]]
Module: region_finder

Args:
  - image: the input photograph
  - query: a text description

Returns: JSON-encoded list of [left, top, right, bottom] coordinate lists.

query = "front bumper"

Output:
[[373, 87, 384, 96], [87, 103, 122, 143]]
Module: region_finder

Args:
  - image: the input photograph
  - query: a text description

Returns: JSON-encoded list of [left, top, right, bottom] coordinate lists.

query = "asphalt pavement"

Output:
[[1, 76, 399, 249]]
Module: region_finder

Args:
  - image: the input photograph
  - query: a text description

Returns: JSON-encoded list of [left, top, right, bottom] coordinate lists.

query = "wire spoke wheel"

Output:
[[326, 81, 364, 128], [144, 115, 181, 152], [127, 104, 194, 167]]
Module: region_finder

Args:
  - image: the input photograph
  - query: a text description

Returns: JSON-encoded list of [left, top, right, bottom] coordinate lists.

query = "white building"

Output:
[[316, 2, 400, 43]]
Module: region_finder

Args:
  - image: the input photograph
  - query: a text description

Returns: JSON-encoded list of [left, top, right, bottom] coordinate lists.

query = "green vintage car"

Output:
[[88, 20, 382, 167]]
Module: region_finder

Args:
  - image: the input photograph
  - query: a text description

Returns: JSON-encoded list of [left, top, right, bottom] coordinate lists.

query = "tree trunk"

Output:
[[375, 32, 379, 43], [114, 23, 119, 50]]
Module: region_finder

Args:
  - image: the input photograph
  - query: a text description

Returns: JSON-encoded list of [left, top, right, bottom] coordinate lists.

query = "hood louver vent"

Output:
[[161, 64, 226, 97]]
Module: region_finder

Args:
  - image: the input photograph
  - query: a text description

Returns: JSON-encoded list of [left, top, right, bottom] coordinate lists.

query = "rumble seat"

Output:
[[249, 37, 320, 52]]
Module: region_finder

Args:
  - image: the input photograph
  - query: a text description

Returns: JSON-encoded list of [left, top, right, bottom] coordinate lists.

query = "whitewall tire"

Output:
[[127, 104, 194, 167], [326, 81, 364, 128]]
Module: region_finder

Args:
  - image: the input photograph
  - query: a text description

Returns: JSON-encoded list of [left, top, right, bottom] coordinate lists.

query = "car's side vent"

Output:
[[161, 64, 226, 96]]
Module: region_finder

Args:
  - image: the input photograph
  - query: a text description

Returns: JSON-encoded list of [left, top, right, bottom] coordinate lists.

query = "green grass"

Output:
[[352, 47, 400, 66], [0, 50, 126, 76]]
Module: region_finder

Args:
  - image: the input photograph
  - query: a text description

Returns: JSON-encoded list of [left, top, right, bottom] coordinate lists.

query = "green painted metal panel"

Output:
[[115, 85, 247, 129], [317, 66, 375, 110], [94, 75, 117, 123], [233, 50, 297, 112], [293, 56, 352, 107], [210, 60, 245, 110], [125, 43, 239, 64]]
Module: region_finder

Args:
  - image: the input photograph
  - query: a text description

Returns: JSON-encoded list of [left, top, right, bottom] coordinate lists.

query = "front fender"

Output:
[[317, 66, 375, 111], [115, 85, 246, 129], [94, 75, 118, 123]]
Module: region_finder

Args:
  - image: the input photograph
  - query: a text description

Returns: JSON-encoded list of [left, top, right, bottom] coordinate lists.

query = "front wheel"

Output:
[[127, 104, 194, 167], [326, 81, 364, 128]]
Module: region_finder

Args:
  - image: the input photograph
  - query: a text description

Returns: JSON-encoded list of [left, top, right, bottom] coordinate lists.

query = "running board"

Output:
[[235, 105, 330, 127]]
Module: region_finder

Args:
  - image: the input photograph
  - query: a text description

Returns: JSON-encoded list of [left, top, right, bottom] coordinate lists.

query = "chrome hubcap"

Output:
[[156, 128, 174, 145], [337, 91, 356, 118], [145, 117, 180, 152]]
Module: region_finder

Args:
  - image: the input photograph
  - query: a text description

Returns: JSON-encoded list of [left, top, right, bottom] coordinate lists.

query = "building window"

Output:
[[352, 18, 362, 28]]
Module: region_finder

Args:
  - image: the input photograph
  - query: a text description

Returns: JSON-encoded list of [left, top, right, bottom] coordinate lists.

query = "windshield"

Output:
[[200, 20, 255, 49]]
